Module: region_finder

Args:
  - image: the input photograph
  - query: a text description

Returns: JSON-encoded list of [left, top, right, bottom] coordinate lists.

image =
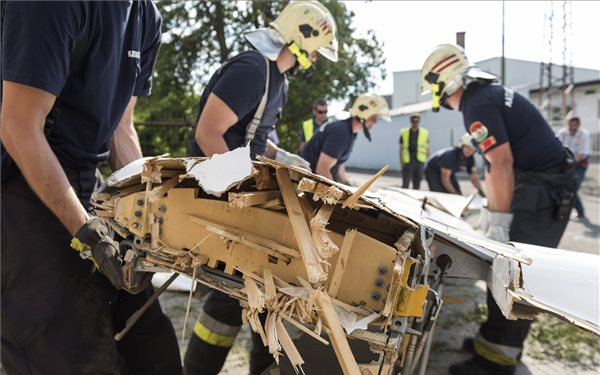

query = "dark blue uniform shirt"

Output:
[[426, 146, 474, 175], [300, 118, 356, 177], [190, 51, 288, 159], [1, 1, 162, 171], [459, 83, 564, 172]]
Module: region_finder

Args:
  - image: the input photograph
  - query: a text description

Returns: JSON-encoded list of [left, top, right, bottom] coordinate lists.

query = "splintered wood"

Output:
[[275, 168, 327, 284], [95, 156, 425, 375]]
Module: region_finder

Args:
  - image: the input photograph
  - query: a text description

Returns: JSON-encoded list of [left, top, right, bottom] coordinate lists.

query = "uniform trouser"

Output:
[[184, 290, 273, 375], [402, 160, 423, 189], [475, 163, 577, 367], [424, 168, 461, 194], [1, 171, 182, 375], [573, 165, 587, 217]]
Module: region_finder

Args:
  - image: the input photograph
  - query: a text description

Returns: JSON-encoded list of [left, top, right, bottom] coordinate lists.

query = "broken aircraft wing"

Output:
[[94, 147, 599, 375]]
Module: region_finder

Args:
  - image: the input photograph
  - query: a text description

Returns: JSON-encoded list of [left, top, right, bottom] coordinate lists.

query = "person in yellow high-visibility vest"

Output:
[[299, 98, 328, 151], [399, 113, 429, 189]]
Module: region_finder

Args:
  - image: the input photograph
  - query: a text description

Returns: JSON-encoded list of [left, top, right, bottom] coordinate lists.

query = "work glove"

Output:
[[71, 217, 123, 289], [275, 148, 311, 170], [485, 211, 513, 243], [472, 207, 490, 231]]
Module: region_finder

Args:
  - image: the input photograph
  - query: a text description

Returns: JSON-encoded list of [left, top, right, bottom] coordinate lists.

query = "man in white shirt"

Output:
[[556, 116, 592, 219]]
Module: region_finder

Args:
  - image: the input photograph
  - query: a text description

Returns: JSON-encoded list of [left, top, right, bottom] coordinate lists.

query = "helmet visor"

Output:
[[317, 38, 339, 62]]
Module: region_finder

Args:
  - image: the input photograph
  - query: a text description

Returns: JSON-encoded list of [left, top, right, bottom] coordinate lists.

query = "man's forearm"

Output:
[[486, 163, 513, 212], [5, 131, 88, 235], [108, 122, 142, 170], [441, 175, 457, 194], [470, 172, 482, 191], [196, 132, 230, 157]]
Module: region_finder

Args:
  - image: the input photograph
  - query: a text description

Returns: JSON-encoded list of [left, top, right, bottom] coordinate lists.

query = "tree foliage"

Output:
[[135, 0, 385, 153]]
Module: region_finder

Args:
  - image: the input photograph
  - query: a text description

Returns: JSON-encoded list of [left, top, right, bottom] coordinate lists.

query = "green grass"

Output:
[[527, 314, 600, 365]]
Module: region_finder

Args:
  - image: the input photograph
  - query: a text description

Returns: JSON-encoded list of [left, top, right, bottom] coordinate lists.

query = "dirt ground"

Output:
[[156, 166, 600, 375]]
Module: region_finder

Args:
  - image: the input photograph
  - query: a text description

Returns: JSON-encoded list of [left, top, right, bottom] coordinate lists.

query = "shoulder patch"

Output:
[[469, 121, 489, 143], [479, 135, 497, 152]]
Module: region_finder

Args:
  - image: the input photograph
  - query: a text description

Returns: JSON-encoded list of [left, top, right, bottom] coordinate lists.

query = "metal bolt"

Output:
[[374, 278, 385, 288], [377, 265, 388, 275], [158, 204, 167, 213], [370, 291, 381, 301], [134, 210, 142, 218], [132, 222, 140, 229], [136, 199, 144, 206]]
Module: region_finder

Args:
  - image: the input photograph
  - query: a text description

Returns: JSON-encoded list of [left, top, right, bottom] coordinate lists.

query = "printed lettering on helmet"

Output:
[[479, 135, 497, 152], [469, 121, 489, 143]]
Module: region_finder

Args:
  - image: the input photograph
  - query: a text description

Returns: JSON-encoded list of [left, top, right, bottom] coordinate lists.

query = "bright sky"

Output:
[[342, 0, 600, 95]]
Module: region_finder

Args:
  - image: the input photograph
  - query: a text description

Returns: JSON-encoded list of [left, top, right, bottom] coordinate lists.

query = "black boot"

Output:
[[449, 356, 516, 375], [461, 337, 522, 361]]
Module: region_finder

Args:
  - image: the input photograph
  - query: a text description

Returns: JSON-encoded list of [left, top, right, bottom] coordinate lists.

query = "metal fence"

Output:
[[591, 133, 600, 164]]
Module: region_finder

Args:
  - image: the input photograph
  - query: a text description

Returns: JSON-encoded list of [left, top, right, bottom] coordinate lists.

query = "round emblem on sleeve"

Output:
[[469, 121, 489, 142]]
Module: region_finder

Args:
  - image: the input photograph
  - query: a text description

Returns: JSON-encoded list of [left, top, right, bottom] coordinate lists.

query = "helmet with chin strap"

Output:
[[244, 1, 338, 71], [459, 132, 475, 149], [421, 44, 497, 112], [349, 93, 391, 142]]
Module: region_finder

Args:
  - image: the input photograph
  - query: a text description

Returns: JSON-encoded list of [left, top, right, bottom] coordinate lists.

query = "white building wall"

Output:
[[350, 57, 600, 171]]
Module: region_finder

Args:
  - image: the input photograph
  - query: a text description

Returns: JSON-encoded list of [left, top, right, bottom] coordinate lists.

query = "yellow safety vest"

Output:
[[302, 118, 316, 141], [400, 128, 429, 163]]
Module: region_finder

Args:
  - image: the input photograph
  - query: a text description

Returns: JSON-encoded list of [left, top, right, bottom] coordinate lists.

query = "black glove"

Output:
[[71, 217, 123, 289]]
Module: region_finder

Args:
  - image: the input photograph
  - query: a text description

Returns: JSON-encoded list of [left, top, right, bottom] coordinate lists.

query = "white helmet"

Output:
[[349, 93, 391, 122], [458, 133, 474, 149], [245, 1, 338, 70], [421, 44, 497, 112]]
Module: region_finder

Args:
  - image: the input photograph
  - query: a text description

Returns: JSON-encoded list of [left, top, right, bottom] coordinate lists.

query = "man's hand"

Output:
[[71, 217, 123, 289], [485, 211, 513, 243], [275, 148, 311, 170]]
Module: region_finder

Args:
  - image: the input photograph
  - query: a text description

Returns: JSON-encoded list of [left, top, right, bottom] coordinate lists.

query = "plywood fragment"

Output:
[[298, 178, 318, 193], [275, 316, 305, 369], [342, 165, 389, 209], [310, 204, 339, 261], [315, 291, 362, 375], [275, 168, 327, 284], [314, 183, 348, 204], [148, 176, 180, 203], [328, 229, 357, 298], [228, 190, 282, 208]]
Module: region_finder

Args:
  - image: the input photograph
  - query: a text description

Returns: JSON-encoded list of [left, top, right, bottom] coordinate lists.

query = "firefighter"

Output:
[[185, 2, 339, 374], [1, 2, 182, 374], [300, 98, 328, 151], [424, 133, 484, 195], [421, 44, 577, 375], [300, 93, 391, 184]]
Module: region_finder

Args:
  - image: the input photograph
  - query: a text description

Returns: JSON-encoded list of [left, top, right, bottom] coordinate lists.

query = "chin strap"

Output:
[[360, 119, 372, 142], [287, 42, 312, 70]]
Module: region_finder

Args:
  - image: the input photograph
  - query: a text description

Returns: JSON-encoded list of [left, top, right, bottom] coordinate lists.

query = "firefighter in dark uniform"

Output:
[[1, 2, 182, 374], [424, 133, 484, 195], [421, 44, 577, 375], [185, 2, 339, 374], [300, 93, 390, 184]]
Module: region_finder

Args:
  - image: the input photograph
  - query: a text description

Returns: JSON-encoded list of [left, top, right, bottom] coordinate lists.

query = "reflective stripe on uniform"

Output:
[[193, 311, 241, 348], [400, 128, 429, 163], [303, 118, 315, 141], [474, 333, 520, 367]]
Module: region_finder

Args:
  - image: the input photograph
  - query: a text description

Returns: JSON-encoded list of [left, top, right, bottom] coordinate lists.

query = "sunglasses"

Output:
[[314, 109, 328, 115]]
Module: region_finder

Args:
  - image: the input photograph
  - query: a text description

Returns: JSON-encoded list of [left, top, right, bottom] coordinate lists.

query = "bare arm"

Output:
[[1, 81, 88, 235], [315, 152, 338, 180], [194, 93, 238, 157], [484, 143, 514, 212], [336, 163, 349, 184], [470, 170, 482, 191], [440, 168, 458, 194], [108, 97, 142, 170]]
